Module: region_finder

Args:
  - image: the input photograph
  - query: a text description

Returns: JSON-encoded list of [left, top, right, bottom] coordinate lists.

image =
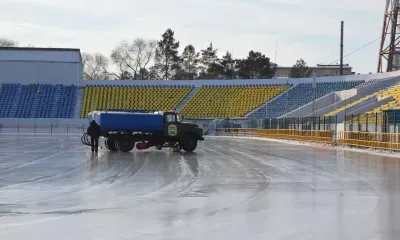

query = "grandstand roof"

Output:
[[0, 47, 80, 52]]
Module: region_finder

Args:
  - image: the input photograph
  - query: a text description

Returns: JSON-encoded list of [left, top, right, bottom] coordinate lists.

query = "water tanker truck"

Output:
[[81, 110, 204, 152]]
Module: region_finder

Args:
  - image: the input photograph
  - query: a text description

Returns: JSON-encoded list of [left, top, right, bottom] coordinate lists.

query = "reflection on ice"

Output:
[[0, 136, 399, 239]]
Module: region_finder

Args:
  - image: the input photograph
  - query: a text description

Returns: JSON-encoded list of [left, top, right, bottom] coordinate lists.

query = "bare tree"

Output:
[[110, 38, 157, 80], [0, 38, 19, 47], [82, 53, 111, 80]]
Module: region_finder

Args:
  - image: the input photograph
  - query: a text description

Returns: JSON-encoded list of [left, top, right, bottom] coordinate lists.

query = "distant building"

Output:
[[0, 47, 82, 85], [272, 63, 354, 78]]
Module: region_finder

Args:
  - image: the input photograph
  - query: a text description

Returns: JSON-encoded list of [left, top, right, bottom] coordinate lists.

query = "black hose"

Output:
[[81, 133, 91, 146]]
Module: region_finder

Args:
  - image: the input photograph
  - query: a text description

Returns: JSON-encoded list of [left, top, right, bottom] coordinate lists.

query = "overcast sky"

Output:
[[0, 0, 384, 74]]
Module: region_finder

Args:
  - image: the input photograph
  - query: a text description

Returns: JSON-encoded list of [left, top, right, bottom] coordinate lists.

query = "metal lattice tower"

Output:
[[378, 0, 400, 72]]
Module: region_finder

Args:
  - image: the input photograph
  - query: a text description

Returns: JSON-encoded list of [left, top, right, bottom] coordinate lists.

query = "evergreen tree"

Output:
[[199, 42, 223, 79], [181, 44, 200, 80], [171, 57, 185, 80], [220, 51, 235, 79], [236, 50, 275, 79], [201, 43, 218, 67], [153, 29, 180, 80], [289, 58, 312, 78], [138, 68, 150, 80]]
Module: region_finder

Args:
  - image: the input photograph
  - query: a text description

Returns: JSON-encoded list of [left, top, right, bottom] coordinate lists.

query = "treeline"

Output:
[[0, 38, 35, 48], [0, 31, 313, 80], [83, 28, 279, 80]]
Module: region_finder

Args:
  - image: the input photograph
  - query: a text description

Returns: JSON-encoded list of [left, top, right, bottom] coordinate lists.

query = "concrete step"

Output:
[[74, 87, 85, 119], [176, 86, 200, 112]]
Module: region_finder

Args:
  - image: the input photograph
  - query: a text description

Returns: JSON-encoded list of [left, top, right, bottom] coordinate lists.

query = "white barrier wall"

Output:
[[281, 92, 339, 118]]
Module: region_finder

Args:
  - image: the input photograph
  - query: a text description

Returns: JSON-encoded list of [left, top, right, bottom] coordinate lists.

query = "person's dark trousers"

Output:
[[91, 137, 99, 152]]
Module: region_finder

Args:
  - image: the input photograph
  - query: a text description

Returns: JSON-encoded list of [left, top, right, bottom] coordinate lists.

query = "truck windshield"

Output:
[[166, 114, 176, 123]]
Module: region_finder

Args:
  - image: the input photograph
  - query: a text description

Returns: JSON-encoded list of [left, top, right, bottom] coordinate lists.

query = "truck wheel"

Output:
[[105, 138, 118, 151], [116, 135, 135, 153], [181, 134, 198, 152]]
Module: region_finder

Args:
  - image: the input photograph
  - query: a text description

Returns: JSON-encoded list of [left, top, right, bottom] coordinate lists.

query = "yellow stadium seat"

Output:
[[180, 84, 290, 119], [344, 83, 400, 124], [80, 85, 193, 118]]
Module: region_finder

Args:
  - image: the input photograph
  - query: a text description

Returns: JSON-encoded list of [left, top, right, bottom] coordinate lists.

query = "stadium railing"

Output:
[[212, 112, 400, 151], [344, 112, 400, 133], [214, 128, 334, 144], [215, 126, 400, 151], [337, 131, 400, 151]]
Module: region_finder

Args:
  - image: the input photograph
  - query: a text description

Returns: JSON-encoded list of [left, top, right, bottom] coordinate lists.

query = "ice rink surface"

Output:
[[0, 135, 400, 240]]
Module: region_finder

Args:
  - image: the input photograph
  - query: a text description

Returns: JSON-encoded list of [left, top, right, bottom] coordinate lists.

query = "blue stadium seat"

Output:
[[0, 83, 21, 118], [0, 83, 77, 119]]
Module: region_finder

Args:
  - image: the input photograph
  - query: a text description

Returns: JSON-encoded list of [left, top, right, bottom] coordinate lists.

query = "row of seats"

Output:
[[325, 82, 400, 117], [0, 80, 379, 120], [325, 94, 376, 117], [88, 84, 194, 88], [0, 83, 77, 118], [355, 78, 385, 88], [180, 84, 291, 119], [360, 83, 400, 113], [247, 80, 365, 119], [80, 85, 193, 118], [0, 84, 20, 118], [349, 83, 400, 124]]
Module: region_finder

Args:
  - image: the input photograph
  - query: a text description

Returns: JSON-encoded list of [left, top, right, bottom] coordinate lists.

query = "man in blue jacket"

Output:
[[87, 120, 101, 153]]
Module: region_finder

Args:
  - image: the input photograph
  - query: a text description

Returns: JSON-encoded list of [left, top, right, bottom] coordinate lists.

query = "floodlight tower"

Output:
[[378, 0, 400, 72]]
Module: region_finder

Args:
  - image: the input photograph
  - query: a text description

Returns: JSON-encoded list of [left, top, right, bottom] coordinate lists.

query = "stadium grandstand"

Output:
[[80, 85, 193, 118], [325, 81, 400, 118], [1, 47, 400, 129], [179, 84, 291, 119], [341, 81, 400, 124], [0, 83, 77, 118], [246, 80, 365, 119]]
